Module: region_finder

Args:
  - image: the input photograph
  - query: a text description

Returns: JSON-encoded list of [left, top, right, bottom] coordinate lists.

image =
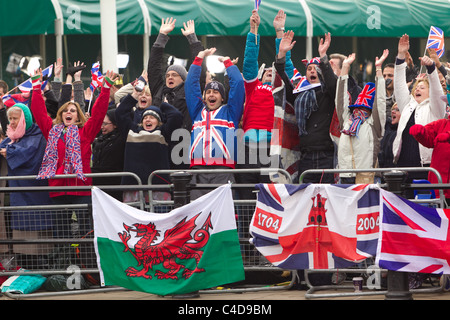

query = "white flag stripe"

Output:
[[380, 189, 448, 241], [92, 184, 236, 242]]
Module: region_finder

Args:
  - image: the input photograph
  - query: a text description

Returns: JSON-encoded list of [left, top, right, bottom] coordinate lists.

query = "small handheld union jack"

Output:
[[426, 26, 445, 58], [90, 62, 104, 92], [255, 0, 261, 10]]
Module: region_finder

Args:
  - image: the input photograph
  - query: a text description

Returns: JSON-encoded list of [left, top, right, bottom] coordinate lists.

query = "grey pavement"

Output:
[[2, 283, 449, 300]]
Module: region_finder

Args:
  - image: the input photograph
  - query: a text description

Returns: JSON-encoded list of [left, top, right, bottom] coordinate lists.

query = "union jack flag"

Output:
[[255, 0, 261, 10], [90, 62, 104, 91], [190, 108, 235, 165], [292, 76, 321, 94], [250, 184, 379, 269], [2, 93, 29, 108], [352, 82, 375, 109], [301, 57, 320, 66], [16, 65, 53, 93], [426, 26, 445, 58], [290, 68, 302, 83], [376, 189, 450, 274]]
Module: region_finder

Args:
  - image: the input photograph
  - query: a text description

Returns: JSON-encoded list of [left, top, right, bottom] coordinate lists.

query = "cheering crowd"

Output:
[[0, 9, 449, 266]]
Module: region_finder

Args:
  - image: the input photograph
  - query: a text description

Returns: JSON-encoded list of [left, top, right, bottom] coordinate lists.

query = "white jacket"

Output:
[[392, 62, 446, 164], [335, 74, 386, 177]]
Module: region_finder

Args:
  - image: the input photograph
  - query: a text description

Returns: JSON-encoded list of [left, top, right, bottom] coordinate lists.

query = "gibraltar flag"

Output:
[[250, 184, 380, 269], [92, 184, 244, 296]]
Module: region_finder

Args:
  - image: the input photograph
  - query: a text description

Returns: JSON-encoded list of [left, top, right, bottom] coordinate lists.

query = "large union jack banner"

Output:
[[249, 184, 379, 270], [376, 189, 450, 275]]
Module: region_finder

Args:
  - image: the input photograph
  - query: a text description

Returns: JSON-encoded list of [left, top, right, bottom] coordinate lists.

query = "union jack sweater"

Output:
[[185, 57, 245, 168]]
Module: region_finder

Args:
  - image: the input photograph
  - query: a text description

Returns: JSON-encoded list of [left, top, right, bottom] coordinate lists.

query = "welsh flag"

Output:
[[92, 184, 244, 296]]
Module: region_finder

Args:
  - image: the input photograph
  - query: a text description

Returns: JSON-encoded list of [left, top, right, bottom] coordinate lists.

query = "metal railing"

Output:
[[0, 169, 298, 298], [299, 167, 449, 299]]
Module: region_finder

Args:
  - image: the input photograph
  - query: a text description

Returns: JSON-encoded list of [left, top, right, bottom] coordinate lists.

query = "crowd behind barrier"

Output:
[[0, 7, 449, 299]]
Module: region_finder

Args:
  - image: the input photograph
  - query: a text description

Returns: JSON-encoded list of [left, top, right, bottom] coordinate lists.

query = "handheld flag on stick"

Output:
[[2, 65, 53, 107], [90, 62, 103, 92], [17, 65, 53, 93], [254, 0, 262, 45], [426, 26, 445, 58], [88, 62, 104, 113]]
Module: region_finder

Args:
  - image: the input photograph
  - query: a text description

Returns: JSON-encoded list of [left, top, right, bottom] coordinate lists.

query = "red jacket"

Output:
[[243, 79, 274, 133], [31, 85, 110, 197], [411, 119, 450, 199]]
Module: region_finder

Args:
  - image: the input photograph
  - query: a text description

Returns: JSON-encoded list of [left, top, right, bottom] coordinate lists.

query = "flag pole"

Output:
[[420, 26, 432, 75], [87, 94, 93, 114]]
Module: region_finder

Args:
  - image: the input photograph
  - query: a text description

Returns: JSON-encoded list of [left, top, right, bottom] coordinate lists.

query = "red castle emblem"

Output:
[[307, 193, 328, 226]]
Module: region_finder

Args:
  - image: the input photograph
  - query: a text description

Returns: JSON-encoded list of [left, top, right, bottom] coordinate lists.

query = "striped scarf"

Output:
[[294, 89, 318, 136], [342, 108, 370, 137], [37, 124, 86, 181]]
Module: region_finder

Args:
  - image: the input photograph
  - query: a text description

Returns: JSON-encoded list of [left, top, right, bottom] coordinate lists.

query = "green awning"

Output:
[[0, 0, 448, 38]]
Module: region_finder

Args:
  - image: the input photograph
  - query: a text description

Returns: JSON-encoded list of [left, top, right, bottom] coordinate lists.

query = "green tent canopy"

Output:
[[0, 0, 448, 37]]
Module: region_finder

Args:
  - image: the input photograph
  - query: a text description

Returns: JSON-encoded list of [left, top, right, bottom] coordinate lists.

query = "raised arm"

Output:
[[30, 69, 53, 139], [420, 54, 446, 119], [393, 34, 411, 111], [185, 48, 217, 119], [147, 18, 176, 98], [373, 49, 389, 138], [243, 9, 261, 82], [335, 53, 355, 127]]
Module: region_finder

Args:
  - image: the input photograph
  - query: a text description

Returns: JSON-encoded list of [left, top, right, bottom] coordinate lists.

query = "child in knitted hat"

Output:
[[115, 83, 183, 203]]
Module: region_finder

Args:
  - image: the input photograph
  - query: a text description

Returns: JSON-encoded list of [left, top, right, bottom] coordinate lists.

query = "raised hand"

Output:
[[278, 30, 296, 59], [197, 48, 217, 59], [250, 9, 260, 30], [160, 17, 176, 35], [54, 57, 63, 80], [375, 49, 389, 68], [419, 55, 434, 67], [273, 9, 286, 32], [397, 34, 409, 59], [341, 53, 356, 76], [318, 32, 331, 58], [181, 20, 195, 36], [104, 70, 118, 85]]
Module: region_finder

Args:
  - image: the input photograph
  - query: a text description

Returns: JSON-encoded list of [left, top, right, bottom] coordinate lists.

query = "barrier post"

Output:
[[170, 171, 192, 208], [383, 170, 413, 300]]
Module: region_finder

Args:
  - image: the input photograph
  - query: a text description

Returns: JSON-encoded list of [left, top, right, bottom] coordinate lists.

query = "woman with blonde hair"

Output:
[[30, 69, 117, 239], [392, 35, 446, 196]]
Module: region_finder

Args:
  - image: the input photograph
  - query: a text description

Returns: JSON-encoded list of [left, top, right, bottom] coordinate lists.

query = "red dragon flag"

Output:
[[92, 184, 244, 296]]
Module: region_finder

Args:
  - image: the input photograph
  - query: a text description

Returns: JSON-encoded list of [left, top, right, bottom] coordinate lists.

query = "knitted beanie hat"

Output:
[[166, 65, 187, 81], [141, 106, 162, 123], [12, 103, 33, 130], [204, 81, 225, 99]]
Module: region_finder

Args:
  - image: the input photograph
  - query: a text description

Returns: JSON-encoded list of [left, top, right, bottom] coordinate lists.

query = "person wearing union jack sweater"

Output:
[[185, 47, 245, 199]]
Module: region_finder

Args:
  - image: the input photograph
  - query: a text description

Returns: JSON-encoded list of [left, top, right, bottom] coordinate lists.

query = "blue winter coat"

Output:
[[0, 124, 52, 230]]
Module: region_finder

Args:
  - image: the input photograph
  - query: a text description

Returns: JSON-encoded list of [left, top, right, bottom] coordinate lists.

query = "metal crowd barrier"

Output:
[[0, 172, 143, 299], [0, 169, 298, 299], [299, 167, 448, 299], [148, 168, 299, 295]]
